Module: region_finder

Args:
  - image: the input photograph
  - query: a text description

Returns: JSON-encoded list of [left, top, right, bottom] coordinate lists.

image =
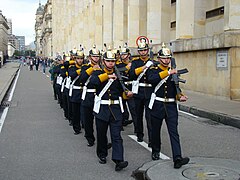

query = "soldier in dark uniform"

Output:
[[68, 50, 84, 135], [117, 46, 136, 129], [79, 45, 101, 146], [49, 58, 60, 100], [129, 36, 153, 147], [146, 44, 189, 168], [90, 48, 132, 171], [54, 56, 66, 108], [61, 53, 75, 125]]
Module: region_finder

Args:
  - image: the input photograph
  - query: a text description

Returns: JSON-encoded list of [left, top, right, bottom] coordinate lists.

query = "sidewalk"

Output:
[[179, 90, 240, 129], [0, 61, 20, 104]]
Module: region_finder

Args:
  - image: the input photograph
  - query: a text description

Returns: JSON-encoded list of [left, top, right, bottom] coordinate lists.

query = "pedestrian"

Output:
[[117, 45, 136, 129], [68, 50, 84, 135], [146, 43, 189, 168], [79, 45, 101, 146], [90, 48, 132, 171], [129, 36, 153, 147]]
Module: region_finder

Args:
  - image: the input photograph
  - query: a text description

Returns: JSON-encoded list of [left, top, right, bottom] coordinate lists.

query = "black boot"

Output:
[[174, 157, 190, 169]]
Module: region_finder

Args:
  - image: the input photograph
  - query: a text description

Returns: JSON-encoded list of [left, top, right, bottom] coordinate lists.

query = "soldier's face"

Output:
[[104, 60, 115, 69], [158, 57, 170, 67], [138, 49, 149, 56], [91, 56, 100, 63], [76, 57, 84, 66], [120, 54, 129, 61]]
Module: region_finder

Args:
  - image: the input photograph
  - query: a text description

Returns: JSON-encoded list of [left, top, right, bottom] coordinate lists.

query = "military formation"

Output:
[[49, 36, 189, 171]]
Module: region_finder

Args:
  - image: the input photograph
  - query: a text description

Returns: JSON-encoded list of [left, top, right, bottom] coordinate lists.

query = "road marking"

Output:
[[0, 68, 21, 133], [128, 135, 170, 160], [179, 110, 198, 118]]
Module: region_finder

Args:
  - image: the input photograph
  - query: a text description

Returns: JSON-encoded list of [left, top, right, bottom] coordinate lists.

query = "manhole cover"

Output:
[[182, 166, 240, 179]]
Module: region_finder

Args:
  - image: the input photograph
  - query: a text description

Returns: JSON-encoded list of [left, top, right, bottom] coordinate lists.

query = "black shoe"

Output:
[[87, 142, 94, 147], [174, 157, 190, 169], [115, 161, 128, 171], [99, 157, 107, 164], [123, 120, 133, 126], [152, 153, 160, 161], [74, 131, 81, 135], [107, 143, 112, 149], [137, 136, 143, 142], [148, 142, 152, 148]]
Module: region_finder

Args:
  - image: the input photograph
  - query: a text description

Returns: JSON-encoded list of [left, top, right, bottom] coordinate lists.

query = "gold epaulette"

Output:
[[69, 65, 74, 68], [61, 66, 65, 69], [94, 68, 102, 71], [116, 60, 121, 65], [150, 66, 158, 69], [131, 56, 140, 61]]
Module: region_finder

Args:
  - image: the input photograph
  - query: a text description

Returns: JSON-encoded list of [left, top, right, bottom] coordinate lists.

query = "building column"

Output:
[[94, 0, 103, 50], [147, 0, 170, 44], [113, 0, 124, 48], [128, 0, 140, 47], [224, 0, 240, 31], [176, 0, 194, 39], [103, 0, 113, 48]]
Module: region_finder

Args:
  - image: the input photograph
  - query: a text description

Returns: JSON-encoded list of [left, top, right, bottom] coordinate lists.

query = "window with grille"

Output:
[[206, 6, 224, 19]]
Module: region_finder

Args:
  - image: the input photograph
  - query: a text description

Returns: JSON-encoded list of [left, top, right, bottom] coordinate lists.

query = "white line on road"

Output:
[[128, 135, 170, 160], [179, 110, 199, 118], [0, 68, 21, 133]]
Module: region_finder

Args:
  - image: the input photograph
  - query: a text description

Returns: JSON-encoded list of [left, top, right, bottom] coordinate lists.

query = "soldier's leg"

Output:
[[127, 98, 137, 132], [62, 91, 69, 120], [165, 104, 182, 160], [96, 118, 108, 160], [134, 98, 144, 141], [71, 102, 81, 134], [151, 115, 163, 156], [144, 99, 152, 146], [82, 105, 95, 146], [109, 116, 124, 162]]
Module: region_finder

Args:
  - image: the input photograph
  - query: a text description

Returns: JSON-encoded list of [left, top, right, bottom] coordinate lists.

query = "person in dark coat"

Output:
[[146, 43, 189, 168], [90, 48, 132, 171]]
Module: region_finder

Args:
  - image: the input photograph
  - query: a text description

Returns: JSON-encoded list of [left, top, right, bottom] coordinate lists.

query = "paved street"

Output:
[[0, 65, 240, 180]]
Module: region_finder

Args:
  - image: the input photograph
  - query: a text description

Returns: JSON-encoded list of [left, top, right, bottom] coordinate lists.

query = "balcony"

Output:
[[45, 13, 52, 21], [44, 28, 52, 34]]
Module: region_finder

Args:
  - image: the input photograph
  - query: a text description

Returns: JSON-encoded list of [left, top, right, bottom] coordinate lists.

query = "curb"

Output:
[[179, 104, 240, 129], [0, 65, 20, 104]]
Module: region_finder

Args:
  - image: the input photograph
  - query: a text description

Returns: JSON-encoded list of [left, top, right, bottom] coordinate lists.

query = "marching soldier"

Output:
[[49, 58, 60, 100], [61, 53, 75, 125], [79, 45, 101, 146], [68, 50, 84, 135], [54, 56, 66, 108], [117, 46, 136, 129], [129, 36, 153, 147], [146, 44, 189, 168], [90, 48, 132, 171]]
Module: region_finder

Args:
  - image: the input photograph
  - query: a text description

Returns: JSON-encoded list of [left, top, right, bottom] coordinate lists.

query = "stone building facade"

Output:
[[36, 0, 240, 100], [0, 10, 9, 66]]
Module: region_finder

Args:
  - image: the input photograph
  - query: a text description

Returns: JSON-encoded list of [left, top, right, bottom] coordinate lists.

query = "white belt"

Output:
[[100, 100, 120, 105], [139, 83, 152, 87], [155, 97, 175, 102], [86, 89, 96, 93], [72, 85, 83, 90], [124, 81, 132, 85]]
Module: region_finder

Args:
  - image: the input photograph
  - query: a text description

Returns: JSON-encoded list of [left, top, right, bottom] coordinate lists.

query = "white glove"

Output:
[[145, 61, 153, 68]]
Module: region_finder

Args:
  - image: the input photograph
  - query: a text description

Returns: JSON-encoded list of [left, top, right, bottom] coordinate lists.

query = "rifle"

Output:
[[171, 57, 188, 95], [114, 66, 130, 95]]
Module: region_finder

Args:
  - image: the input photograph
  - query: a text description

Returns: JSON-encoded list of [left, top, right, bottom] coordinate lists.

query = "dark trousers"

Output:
[[72, 102, 81, 133], [151, 107, 182, 160], [127, 98, 137, 132], [82, 105, 95, 144], [134, 97, 152, 143], [96, 116, 124, 161], [56, 84, 63, 108], [62, 90, 69, 119], [53, 80, 58, 100]]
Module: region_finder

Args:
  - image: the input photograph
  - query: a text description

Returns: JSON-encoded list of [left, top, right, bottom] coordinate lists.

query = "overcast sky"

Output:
[[0, 0, 48, 45]]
